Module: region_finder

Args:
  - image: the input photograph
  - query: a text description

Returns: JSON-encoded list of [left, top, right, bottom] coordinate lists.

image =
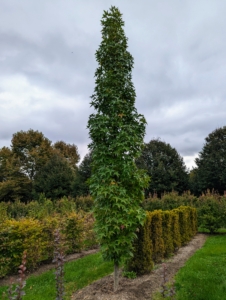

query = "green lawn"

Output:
[[0, 252, 113, 300], [175, 235, 226, 300]]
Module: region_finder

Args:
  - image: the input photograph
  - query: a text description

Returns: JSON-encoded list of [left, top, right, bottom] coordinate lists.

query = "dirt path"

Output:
[[72, 234, 207, 300]]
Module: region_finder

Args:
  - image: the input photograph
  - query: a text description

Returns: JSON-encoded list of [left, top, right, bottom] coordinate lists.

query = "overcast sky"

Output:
[[1, 0, 226, 170]]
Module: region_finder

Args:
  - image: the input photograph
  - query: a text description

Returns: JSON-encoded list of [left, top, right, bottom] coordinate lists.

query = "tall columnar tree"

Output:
[[87, 6, 149, 291]]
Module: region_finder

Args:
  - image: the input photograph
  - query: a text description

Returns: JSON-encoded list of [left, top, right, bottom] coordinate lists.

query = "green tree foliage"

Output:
[[33, 154, 75, 200], [87, 6, 149, 291], [0, 130, 80, 202], [136, 139, 189, 197], [0, 147, 31, 201], [11, 129, 53, 180], [72, 152, 92, 197], [53, 141, 80, 171], [194, 126, 226, 195]]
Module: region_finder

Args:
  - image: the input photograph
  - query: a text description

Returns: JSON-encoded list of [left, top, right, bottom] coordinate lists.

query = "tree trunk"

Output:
[[114, 263, 119, 292]]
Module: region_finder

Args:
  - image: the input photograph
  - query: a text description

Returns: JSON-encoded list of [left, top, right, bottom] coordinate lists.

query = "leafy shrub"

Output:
[[197, 192, 226, 233], [0, 211, 96, 278], [0, 202, 8, 223], [143, 191, 226, 233], [75, 195, 94, 211], [63, 212, 85, 254]]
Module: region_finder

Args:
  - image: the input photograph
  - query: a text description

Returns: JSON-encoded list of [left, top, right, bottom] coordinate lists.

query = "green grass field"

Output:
[[175, 235, 226, 300], [0, 252, 113, 300]]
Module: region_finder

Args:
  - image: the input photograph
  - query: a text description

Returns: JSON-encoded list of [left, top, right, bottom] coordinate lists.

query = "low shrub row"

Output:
[[127, 206, 197, 275], [0, 195, 93, 222], [142, 191, 226, 233], [0, 211, 97, 278]]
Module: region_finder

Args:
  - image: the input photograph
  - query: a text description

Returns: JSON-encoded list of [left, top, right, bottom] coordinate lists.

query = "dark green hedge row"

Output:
[[127, 206, 197, 275]]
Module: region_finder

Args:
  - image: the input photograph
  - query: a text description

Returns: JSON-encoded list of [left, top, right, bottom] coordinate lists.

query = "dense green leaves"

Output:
[[0, 147, 31, 201], [11, 129, 53, 180], [193, 126, 226, 195], [87, 6, 149, 269], [72, 152, 92, 197], [53, 141, 80, 171], [136, 139, 188, 197], [0, 130, 80, 201], [33, 154, 75, 200]]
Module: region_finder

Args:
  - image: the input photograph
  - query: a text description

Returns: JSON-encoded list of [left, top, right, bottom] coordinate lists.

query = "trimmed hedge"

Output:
[[142, 191, 226, 233], [127, 212, 153, 275], [127, 206, 197, 275]]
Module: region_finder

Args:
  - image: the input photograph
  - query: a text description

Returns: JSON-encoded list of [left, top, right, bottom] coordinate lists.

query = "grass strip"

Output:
[[175, 235, 226, 300], [0, 252, 113, 300]]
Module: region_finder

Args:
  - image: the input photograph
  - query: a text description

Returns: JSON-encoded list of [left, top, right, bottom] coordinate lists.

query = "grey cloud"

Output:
[[1, 0, 226, 168]]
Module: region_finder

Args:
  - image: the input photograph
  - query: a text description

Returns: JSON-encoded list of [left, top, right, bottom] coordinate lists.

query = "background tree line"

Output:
[[0, 126, 226, 202], [0, 129, 80, 202]]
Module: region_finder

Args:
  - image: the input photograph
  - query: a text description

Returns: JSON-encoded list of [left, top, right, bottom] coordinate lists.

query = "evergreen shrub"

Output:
[[128, 206, 197, 275], [150, 210, 165, 262], [171, 210, 181, 250], [162, 211, 174, 257], [126, 212, 153, 275]]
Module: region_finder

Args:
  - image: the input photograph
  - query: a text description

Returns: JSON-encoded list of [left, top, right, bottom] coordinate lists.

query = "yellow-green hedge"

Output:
[[127, 212, 153, 275], [0, 212, 97, 278], [127, 206, 197, 275]]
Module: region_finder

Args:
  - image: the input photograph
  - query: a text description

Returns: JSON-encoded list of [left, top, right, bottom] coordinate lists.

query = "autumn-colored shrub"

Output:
[[55, 196, 77, 214], [0, 211, 96, 278], [75, 195, 94, 211], [0, 218, 48, 277], [63, 212, 85, 254]]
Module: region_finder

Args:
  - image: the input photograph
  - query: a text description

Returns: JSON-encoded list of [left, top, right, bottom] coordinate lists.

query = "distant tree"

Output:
[[194, 126, 226, 195], [87, 6, 149, 291], [1, 130, 80, 201], [188, 168, 199, 195], [11, 129, 53, 180], [53, 141, 80, 171], [72, 151, 92, 197], [33, 154, 75, 200], [0, 147, 31, 201], [136, 139, 189, 197]]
